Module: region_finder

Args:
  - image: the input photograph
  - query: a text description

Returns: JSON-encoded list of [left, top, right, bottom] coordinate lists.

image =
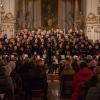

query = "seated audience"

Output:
[[0, 56, 16, 100], [83, 56, 100, 99], [0, 27, 100, 100], [71, 61, 94, 100], [60, 56, 75, 97], [61, 56, 75, 76], [85, 74, 100, 100], [32, 58, 48, 99], [72, 56, 80, 72]]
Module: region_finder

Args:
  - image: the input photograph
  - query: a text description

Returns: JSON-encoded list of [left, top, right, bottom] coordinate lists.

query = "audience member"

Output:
[[0, 28, 100, 100], [71, 61, 94, 100]]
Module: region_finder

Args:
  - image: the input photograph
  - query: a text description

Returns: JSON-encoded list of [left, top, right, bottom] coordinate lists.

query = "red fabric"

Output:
[[71, 68, 94, 100]]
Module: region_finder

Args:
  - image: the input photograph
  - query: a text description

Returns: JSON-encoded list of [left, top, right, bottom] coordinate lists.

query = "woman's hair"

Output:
[[35, 58, 44, 70], [97, 74, 100, 83], [79, 61, 88, 69], [0, 60, 4, 67], [72, 59, 80, 72], [97, 56, 100, 66]]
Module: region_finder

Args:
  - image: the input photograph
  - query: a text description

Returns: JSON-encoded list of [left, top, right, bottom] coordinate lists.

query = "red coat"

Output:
[[71, 68, 94, 100]]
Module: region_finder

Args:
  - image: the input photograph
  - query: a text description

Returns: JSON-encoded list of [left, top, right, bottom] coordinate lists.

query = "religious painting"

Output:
[[42, 0, 58, 27]]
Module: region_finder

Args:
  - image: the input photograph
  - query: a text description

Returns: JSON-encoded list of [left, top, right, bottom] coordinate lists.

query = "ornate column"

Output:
[[1, 0, 16, 38], [58, 0, 61, 28], [27, 0, 34, 29], [85, 0, 100, 41], [0, 0, 3, 32], [25, 0, 28, 28], [21, 0, 26, 28], [65, 0, 74, 28], [81, 0, 86, 15], [65, 0, 69, 28], [62, 0, 66, 28], [37, 0, 41, 27], [86, 0, 98, 16], [58, 0, 66, 29], [0, 0, 2, 26], [74, 0, 79, 26], [34, 0, 41, 28]]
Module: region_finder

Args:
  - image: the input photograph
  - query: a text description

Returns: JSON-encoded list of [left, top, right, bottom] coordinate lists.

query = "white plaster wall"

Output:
[[86, 0, 98, 16], [3, 0, 15, 16]]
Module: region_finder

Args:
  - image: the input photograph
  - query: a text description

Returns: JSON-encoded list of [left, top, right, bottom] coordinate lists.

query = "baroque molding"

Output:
[[86, 13, 100, 24], [3, 12, 16, 24]]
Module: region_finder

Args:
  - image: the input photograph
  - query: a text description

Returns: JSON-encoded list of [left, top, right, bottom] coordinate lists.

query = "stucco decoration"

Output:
[[86, 13, 99, 24], [3, 12, 16, 24]]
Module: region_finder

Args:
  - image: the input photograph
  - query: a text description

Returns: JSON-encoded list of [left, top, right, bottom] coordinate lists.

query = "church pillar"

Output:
[[37, 0, 41, 27], [85, 0, 100, 41], [86, 0, 98, 16], [27, 0, 34, 29], [34, 0, 41, 28], [0, 0, 16, 38], [3, 0, 15, 15], [74, 0, 79, 26], [22, 0, 26, 28], [25, 0, 28, 28], [81, 0, 86, 15], [58, 0, 61, 28], [0, 0, 3, 31], [62, 0, 66, 28], [58, 0, 66, 29], [65, 0, 74, 28]]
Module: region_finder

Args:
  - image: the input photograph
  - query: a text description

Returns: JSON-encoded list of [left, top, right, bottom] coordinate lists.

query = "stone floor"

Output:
[[33, 74, 70, 100]]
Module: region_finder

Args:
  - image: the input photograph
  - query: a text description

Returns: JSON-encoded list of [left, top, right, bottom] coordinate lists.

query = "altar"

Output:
[[15, 0, 85, 29]]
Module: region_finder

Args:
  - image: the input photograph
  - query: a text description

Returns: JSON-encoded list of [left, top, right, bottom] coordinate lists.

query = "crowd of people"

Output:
[[0, 28, 100, 71], [60, 55, 100, 100], [0, 28, 100, 100]]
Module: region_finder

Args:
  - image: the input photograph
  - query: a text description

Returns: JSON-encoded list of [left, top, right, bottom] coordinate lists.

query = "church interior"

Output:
[[0, 0, 100, 100]]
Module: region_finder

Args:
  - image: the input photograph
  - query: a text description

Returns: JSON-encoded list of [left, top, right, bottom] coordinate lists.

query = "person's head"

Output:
[[23, 54, 29, 62], [79, 61, 88, 69], [95, 45, 99, 49], [94, 66, 100, 74], [14, 46, 17, 50], [81, 44, 84, 48], [86, 55, 93, 63], [88, 59, 97, 67], [3, 55, 10, 63], [73, 55, 79, 61], [94, 57, 100, 74], [97, 74, 100, 83], [0, 56, 4, 67], [35, 58, 45, 72], [18, 55, 23, 61], [10, 55, 17, 61], [97, 56, 100, 66], [88, 45, 92, 49], [60, 59, 66, 67], [36, 58, 44, 66], [66, 56, 72, 65]]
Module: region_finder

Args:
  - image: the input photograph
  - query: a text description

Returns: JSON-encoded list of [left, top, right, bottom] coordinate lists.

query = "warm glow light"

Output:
[[0, 4, 3, 7]]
